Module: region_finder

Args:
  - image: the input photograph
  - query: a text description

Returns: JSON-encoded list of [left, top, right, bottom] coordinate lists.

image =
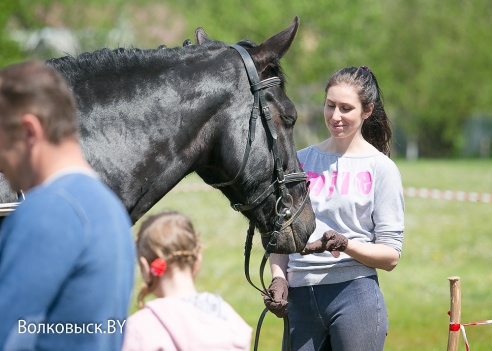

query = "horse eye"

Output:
[[281, 114, 296, 127], [265, 91, 275, 102]]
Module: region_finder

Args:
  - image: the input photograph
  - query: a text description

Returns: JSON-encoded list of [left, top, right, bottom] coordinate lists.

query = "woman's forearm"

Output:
[[268, 253, 289, 278], [344, 240, 400, 271]]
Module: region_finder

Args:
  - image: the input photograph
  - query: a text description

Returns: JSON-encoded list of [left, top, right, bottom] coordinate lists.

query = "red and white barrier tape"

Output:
[[404, 188, 491, 203], [170, 182, 492, 205], [172, 184, 492, 204], [449, 314, 492, 351]]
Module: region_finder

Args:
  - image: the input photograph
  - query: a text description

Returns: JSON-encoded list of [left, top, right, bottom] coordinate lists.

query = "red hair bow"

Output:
[[150, 258, 167, 276]]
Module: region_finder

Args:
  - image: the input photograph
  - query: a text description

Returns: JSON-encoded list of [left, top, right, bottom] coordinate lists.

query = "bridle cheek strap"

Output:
[[223, 44, 302, 351]]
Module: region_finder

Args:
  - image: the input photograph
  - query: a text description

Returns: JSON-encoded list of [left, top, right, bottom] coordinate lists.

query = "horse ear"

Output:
[[250, 16, 300, 73], [195, 27, 211, 45]]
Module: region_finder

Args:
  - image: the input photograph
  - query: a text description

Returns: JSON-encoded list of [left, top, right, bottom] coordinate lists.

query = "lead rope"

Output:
[[244, 222, 292, 351]]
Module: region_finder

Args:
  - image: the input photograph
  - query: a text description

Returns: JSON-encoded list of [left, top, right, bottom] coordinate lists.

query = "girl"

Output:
[[123, 211, 252, 351]]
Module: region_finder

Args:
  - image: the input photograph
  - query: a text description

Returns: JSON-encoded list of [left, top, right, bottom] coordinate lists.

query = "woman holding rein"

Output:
[[264, 66, 405, 351]]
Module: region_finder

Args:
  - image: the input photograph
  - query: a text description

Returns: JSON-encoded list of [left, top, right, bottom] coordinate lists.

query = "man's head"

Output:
[[0, 61, 78, 144], [0, 61, 79, 192]]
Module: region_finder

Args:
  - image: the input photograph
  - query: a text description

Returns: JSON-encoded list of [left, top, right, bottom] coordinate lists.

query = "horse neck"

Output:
[[60, 46, 248, 223]]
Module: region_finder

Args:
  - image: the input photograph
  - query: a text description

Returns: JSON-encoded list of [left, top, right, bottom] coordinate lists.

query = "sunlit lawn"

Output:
[[129, 159, 492, 350]]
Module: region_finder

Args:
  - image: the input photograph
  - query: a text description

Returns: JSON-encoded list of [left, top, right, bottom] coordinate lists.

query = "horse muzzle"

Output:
[[260, 188, 315, 254]]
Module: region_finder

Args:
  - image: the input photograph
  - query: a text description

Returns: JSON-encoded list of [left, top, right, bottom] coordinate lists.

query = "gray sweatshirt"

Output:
[[287, 146, 405, 287]]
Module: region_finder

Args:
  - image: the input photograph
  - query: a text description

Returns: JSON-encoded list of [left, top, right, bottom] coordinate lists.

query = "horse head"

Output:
[[194, 17, 315, 254]]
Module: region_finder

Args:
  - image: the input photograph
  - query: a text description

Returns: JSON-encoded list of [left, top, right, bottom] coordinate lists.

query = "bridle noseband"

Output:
[[209, 44, 309, 351]]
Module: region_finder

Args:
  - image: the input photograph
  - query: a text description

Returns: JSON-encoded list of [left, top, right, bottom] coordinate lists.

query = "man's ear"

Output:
[[20, 113, 44, 145]]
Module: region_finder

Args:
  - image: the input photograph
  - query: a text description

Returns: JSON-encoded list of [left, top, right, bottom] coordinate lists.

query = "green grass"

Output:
[[129, 159, 492, 350], [395, 158, 492, 192]]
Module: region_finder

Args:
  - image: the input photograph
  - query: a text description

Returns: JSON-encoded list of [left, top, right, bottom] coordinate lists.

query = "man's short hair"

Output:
[[0, 60, 78, 143]]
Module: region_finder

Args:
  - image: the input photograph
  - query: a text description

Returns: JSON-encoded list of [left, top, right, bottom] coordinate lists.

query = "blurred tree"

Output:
[[1, 0, 491, 157], [0, 1, 39, 66], [380, 0, 492, 157]]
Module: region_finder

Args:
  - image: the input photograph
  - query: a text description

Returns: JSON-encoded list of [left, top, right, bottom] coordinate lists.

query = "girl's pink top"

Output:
[[122, 293, 252, 351]]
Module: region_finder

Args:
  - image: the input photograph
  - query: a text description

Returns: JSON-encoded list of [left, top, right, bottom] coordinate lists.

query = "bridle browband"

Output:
[[208, 44, 309, 351]]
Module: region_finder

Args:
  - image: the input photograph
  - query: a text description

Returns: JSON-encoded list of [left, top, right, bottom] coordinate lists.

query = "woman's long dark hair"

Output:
[[325, 66, 392, 156]]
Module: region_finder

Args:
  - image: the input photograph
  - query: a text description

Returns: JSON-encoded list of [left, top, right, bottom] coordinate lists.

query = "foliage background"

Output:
[[1, 0, 492, 157]]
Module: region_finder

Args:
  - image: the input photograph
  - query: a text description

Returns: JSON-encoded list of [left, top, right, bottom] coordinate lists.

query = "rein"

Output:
[[210, 44, 308, 351]]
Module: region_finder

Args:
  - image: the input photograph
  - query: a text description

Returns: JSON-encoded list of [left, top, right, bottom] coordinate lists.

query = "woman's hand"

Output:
[[263, 276, 289, 318], [300, 230, 348, 257]]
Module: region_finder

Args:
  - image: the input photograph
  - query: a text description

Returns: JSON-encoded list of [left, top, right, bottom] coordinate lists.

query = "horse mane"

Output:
[[45, 38, 286, 87], [45, 41, 226, 83]]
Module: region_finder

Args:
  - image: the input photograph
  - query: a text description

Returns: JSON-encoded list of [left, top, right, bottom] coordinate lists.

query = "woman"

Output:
[[264, 66, 405, 351]]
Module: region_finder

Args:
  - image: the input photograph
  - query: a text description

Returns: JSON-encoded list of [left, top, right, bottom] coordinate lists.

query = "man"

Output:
[[0, 61, 135, 351]]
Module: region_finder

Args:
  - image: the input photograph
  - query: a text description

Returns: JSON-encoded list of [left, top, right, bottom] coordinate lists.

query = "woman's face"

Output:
[[323, 83, 372, 141]]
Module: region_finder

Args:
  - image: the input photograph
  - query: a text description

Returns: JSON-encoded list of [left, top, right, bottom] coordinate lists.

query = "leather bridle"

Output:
[[209, 44, 309, 351], [210, 44, 310, 246]]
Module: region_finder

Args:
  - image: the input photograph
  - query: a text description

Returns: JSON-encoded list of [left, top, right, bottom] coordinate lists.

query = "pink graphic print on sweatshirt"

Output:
[[306, 170, 373, 198]]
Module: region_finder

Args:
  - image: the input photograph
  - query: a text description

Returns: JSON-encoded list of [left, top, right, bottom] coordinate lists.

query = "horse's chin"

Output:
[[261, 208, 316, 254], [262, 225, 306, 254]]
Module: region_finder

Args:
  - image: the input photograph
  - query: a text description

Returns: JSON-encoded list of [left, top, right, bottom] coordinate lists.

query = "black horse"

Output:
[[0, 17, 315, 254]]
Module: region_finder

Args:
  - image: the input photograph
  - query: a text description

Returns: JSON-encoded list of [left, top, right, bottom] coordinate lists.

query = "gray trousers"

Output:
[[285, 276, 388, 351]]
